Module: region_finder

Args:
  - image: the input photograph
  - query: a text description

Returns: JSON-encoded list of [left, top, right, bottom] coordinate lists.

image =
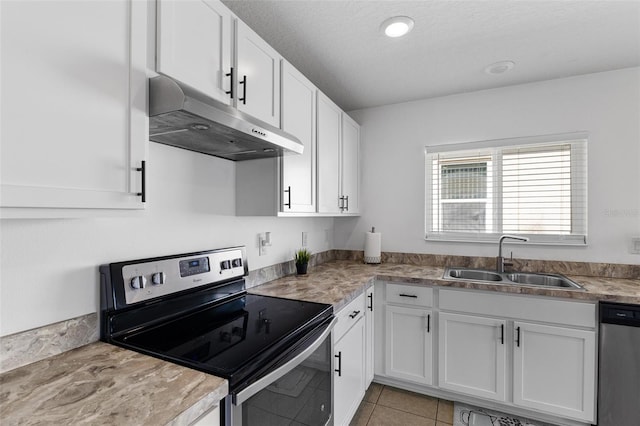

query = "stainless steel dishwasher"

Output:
[[599, 302, 640, 426]]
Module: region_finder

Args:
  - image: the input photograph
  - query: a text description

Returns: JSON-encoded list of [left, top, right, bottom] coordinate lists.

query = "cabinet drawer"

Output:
[[440, 289, 596, 328], [386, 284, 433, 307], [335, 293, 365, 341]]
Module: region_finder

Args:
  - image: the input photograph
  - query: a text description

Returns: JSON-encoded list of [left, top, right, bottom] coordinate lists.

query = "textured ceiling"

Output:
[[222, 0, 640, 112]]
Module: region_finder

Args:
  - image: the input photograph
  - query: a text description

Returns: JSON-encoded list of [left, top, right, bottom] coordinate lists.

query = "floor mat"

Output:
[[453, 402, 554, 426]]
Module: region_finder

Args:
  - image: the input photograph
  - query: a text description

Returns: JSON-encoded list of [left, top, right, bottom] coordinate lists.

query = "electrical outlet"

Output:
[[302, 232, 308, 247]]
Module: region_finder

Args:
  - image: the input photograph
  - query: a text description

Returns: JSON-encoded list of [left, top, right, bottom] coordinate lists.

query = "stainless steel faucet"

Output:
[[497, 235, 529, 273]]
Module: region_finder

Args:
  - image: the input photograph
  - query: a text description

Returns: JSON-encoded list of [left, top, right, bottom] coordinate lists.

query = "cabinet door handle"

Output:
[[136, 161, 146, 203], [283, 186, 291, 209], [344, 195, 349, 212], [367, 293, 373, 311], [516, 326, 521, 347], [239, 75, 247, 104], [399, 294, 418, 298], [338, 196, 345, 211], [500, 324, 504, 345], [349, 310, 361, 319], [225, 67, 234, 99], [426, 314, 431, 333], [334, 352, 342, 376]]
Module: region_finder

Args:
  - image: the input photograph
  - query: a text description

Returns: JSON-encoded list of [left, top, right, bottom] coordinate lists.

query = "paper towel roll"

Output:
[[364, 230, 381, 264]]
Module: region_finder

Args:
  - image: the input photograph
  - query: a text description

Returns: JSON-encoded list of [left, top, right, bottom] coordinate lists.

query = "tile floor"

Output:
[[350, 383, 454, 426]]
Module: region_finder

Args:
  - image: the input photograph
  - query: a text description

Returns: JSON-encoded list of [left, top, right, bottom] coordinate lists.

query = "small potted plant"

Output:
[[294, 248, 311, 275]]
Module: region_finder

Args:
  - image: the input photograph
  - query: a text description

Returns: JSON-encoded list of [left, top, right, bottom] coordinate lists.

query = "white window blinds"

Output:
[[426, 133, 587, 245]]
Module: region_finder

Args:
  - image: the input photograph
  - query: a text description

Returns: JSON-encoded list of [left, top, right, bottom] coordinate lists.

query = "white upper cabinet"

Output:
[[1, 0, 147, 216], [341, 113, 360, 214], [235, 20, 281, 127], [317, 93, 343, 214], [156, 0, 232, 104], [317, 93, 361, 215], [280, 61, 316, 213]]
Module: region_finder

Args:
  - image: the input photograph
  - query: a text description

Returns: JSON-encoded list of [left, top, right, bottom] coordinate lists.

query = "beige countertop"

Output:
[[0, 342, 227, 426], [248, 260, 640, 309], [1, 260, 636, 426]]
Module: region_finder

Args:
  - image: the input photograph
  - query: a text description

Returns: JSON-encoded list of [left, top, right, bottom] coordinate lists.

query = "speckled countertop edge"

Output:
[[248, 260, 640, 308]]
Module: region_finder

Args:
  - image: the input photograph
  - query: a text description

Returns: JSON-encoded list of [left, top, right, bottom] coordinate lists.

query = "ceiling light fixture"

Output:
[[484, 61, 515, 75], [381, 16, 414, 38]]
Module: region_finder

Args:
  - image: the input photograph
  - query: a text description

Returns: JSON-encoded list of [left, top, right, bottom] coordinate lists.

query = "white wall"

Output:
[[0, 143, 334, 336], [337, 68, 640, 264]]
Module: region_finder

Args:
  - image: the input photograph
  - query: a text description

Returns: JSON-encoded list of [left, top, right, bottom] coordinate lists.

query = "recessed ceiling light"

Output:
[[484, 61, 515, 75], [381, 16, 414, 38]]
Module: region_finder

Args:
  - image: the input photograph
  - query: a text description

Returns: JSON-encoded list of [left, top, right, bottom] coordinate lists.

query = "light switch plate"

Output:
[[631, 237, 640, 254]]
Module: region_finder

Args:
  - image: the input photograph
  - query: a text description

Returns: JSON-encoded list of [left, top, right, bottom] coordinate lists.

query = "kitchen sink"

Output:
[[505, 272, 583, 289], [447, 269, 503, 282], [444, 268, 584, 290]]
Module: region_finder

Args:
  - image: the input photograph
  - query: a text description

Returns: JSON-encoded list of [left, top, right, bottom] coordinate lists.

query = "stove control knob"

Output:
[[220, 260, 231, 270], [152, 272, 166, 285], [130, 275, 147, 290]]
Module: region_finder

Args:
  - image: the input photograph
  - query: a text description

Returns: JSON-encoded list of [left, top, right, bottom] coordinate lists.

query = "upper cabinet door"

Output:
[[156, 0, 232, 104], [281, 61, 316, 213], [1, 0, 147, 216], [341, 113, 360, 214], [235, 20, 281, 127], [317, 93, 342, 214]]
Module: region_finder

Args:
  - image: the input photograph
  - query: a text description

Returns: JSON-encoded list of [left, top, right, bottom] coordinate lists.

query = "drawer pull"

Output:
[[399, 293, 418, 298], [349, 310, 361, 319]]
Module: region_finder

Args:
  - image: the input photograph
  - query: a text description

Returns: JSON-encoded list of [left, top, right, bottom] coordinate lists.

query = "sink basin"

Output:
[[505, 273, 583, 289], [444, 267, 584, 290], [447, 269, 502, 282]]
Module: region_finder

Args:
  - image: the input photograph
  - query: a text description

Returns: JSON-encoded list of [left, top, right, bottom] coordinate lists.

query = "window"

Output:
[[425, 133, 587, 245]]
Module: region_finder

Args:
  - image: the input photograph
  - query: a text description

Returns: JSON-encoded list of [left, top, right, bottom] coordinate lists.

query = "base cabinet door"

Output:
[[334, 318, 365, 426], [438, 312, 507, 401], [513, 322, 596, 422], [385, 305, 433, 385], [365, 286, 375, 387]]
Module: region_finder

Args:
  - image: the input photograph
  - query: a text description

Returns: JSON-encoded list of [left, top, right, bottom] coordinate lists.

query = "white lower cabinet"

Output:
[[438, 312, 507, 401], [365, 286, 375, 387], [374, 284, 597, 425], [334, 294, 366, 426], [385, 305, 433, 385], [513, 321, 596, 421]]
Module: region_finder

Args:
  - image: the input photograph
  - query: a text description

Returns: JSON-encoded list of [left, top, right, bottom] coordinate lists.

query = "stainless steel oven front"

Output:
[[226, 317, 335, 426]]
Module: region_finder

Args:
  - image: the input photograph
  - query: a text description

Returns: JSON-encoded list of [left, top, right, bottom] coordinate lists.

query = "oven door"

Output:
[[225, 316, 336, 426]]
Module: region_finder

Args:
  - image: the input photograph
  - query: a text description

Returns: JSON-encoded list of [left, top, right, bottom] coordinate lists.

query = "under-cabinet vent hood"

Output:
[[148, 75, 303, 161]]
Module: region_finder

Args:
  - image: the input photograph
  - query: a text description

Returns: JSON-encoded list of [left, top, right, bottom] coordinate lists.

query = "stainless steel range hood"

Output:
[[148, 75, 303, 161]]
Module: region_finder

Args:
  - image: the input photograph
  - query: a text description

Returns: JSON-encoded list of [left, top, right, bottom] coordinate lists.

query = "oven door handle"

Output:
[[233, 316, 337, 405]]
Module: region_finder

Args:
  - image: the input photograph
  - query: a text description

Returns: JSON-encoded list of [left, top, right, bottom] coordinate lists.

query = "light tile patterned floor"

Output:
[[350, 383, 454, 426]]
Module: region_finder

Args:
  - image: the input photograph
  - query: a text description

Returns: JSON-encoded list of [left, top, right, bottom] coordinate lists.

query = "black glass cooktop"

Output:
[[117, 294, 332, 389]]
